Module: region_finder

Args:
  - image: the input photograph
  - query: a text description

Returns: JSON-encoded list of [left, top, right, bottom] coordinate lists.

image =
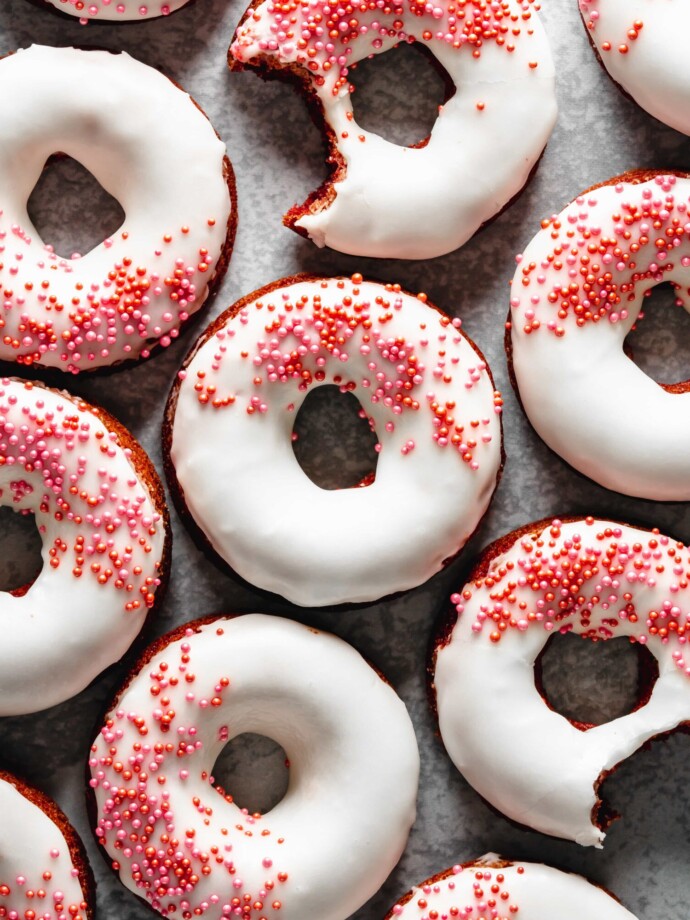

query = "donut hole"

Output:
[[292, 385, 379, 489], [535, 633, 659, 729], [210, 733, 289, 815], [624, 282, 690, 388], [0, 507, 43, 594], [27, 155, 125, 260], [348, 42, 451, 147]]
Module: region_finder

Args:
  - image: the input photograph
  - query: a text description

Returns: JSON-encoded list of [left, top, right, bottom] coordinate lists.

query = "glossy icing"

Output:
[[509, 173, 690, 500], [434, 517, 690, 846], [0, 45, 232, 372], [41, 0, 192, 20], [387, 855, 637, 918], [0, 377, 167, 715], [168, 275, 503, 606], [230, 0, 557, 260], [580, 0, 690, 136], [0, 773, 92, 920], [89, 613, 420, 920]]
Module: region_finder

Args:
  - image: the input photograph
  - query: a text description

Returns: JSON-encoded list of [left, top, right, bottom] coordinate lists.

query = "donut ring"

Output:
[[229, 0, 556, 260], [88, 613, 420, 920], [579, 0, 690, 136], [164, 274, 503, 607], [34, 0, 194, 20], [386, 855, 637, 919], [0, 771, 95, 920], [432, 516, 690, 847], [0, 377, 169, 716], [508, 170, 690, 500], [0, 45, 235, 373]]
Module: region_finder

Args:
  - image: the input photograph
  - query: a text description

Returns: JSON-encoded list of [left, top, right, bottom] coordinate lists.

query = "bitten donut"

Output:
[[35, 0, 192, 20], [508, 170, 690, 500], [0, 377, 169, 716], [386, 855, 637, 919], [579, 0, 690, 136], [89, 613, 420, 920], [433, 516, 690, 847], [0, 771, 95, 920], [165, 274, 503, 607], [0, 45, 235, 373], [229, 0, 556, 260]]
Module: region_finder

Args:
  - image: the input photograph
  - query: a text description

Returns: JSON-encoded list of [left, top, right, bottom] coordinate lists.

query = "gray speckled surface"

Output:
[[0, 0, 689, 917]]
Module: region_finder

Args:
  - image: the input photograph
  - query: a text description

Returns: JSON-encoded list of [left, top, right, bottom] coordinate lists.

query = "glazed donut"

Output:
[[0, 377, 169, 716], [35, 0, 193, 20], [433, 516, 690, 847], [386, 855, 637, 919], [88, 613, 420, 920], [508, 170, 690, 500], [229, 0, 557, 260], [0, 45, 235, 373], [0, 771, 95, 920], [165, 274, 503, 607], [579, 0, 690, 136]]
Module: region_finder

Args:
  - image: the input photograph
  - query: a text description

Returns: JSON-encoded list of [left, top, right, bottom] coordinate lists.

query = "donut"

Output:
[[164, 274, 503, 607], [34, 0, 193, 20], [88, 613, 420, 920], [386, 855, 637, 919], [229, 0, 557, 260], [432, 516, 690, 847], [507, 170, 690, 500], [0, 45, 235, 373], [0, 376, 169, 716], [579, 0, 690, 136], [0, 770, 95, 920]]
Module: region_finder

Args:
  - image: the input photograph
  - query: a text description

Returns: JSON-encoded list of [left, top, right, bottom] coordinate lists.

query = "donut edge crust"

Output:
[[427, 513, 689, 842], [161, 272, 505, 609], [0, 45, 238, 376], [0, 768, 97, 920]]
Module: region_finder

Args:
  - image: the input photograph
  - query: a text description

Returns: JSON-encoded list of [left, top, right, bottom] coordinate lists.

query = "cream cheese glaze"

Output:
[[509, 172, 690, 500], [0, 773, 92, 920], [434, 517, 690, 847], [386, 855, 637, 918], [230, 0, 557, 260], [580, 0, 690, 136], [0, 45, 233, 372], [89, 613, 420, 920], [166, 275, 503, 607], [40, 0, 192, 20], [0, 377, 168, 715]]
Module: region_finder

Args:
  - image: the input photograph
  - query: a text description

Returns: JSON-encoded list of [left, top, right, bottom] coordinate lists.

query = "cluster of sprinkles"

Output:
[[451, 518, 690, 675], [0, 378, 162, 610], [510, 174, 690, 337], [0, 215, 217, 372], [0, 847, 88, 920], [47, 0, 176, 21], [391, 864, 521, 919], [579, 0, 645, 56], [233, 0, 544, 95], [181, 276, 500, 467], [90, 625, 289, 919]]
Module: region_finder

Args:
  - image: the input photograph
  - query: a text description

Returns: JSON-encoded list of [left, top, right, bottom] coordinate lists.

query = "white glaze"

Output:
[[0, 775, 90, 920], [0, 377, 167, 715], [0, 46, 232, 372], [434, 517, 690, 847], [89, 613, 420, 920], [580, 0, 690, 136], [509, 173, 690, 500], [42, 0, 191, 20], [168, 276, 502, 607], [231, 0, 556, 260], [389, 855, 637, 918]]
